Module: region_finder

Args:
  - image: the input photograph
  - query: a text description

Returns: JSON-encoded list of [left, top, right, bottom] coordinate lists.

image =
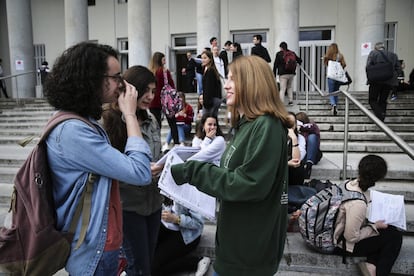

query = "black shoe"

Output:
[[332, 106, 337, 116], [304, 162, 313, 179]]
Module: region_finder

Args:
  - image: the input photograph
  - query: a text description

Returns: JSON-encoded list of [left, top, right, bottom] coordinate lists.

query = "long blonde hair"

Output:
[[227, 55, 291, 128]]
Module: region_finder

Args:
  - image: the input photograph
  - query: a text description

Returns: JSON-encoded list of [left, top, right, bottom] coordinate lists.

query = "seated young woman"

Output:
[[333, 155, 403, 276]]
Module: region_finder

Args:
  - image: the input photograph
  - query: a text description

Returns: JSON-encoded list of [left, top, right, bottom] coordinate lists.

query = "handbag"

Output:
[[327, 60, 348, 83], [366, 50, 394, 82]]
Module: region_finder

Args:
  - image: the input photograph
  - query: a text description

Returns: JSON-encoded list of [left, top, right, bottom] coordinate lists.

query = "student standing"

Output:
[[0, 58, 9, 98], [102, 65, 163, 276], [323, 43, 346, 115], [171, 55, 291, 276], [273, 41, 302, 105], [251, 34, 271, 63], [366, 42, 400, 121], [201, 50, 222, 118], [44, 42, 152, 275], [149, 52, 180, 145]]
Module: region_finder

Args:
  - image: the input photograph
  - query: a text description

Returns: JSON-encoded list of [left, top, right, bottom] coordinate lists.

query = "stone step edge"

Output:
[[193, 227, 413, 275]]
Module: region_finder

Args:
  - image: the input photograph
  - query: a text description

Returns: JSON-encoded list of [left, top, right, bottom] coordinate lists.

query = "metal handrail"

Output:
[[298, 66, 414, 179], [0, 71, 35, 81], [0, 71, 38, 103]]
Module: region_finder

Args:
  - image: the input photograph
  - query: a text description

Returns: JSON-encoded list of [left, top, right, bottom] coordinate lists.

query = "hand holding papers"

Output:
[[368, 190, 406, 231], [157, 147, 217, 221]]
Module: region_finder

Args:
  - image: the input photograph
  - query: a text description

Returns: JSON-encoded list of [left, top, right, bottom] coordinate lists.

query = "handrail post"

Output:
[[343, 97, 350, 180]]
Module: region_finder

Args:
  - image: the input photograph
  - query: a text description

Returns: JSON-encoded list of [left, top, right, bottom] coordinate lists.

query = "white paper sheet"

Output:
[[158, 151, 216, 221], [368, 190, 406, 230], [156, 146, 200, 166]]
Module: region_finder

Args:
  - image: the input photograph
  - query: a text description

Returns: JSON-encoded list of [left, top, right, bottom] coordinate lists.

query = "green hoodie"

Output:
[[171, 115, 288, 276]]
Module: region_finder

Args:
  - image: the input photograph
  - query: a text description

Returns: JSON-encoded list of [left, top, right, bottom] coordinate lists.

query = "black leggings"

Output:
[[151, 224, 201, 276], [336, 226, 403, 276]]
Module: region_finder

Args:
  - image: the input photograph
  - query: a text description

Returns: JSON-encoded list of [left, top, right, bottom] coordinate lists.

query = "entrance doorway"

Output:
[[174, 49, 197, 93], [297, 43, 330, 93]]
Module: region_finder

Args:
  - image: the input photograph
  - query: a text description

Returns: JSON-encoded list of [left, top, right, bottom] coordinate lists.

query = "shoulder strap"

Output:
[[72, 173, 96, 249], [341, 181, 367, 203], [163, 70, 168, 86], [40, 111, 96, 143], [42, 111, 97, 249], [378, 50, 391, 63]]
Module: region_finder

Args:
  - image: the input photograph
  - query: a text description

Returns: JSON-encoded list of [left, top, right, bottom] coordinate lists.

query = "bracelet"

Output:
[[176, 216, 181, 225], [124, 113, 136, 117], [292, 144, 299, 147], [121, 113, 136, 122]]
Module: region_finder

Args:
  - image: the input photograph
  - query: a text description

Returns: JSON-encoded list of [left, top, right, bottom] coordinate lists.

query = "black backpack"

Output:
[[0, 111, 96, 276]]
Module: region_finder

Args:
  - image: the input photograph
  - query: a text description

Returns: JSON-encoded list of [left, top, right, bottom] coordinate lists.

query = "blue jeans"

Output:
[[122, 209, 161, 276], [94, 249, 120, 276], [306, 133, 320, 164], [327, 78, 340, 106], [166, 124, 191, 144], [196, 73, 203, 95]]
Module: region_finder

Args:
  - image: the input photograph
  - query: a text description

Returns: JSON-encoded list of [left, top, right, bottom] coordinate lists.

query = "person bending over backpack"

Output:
[[333, 155, 402, 276]]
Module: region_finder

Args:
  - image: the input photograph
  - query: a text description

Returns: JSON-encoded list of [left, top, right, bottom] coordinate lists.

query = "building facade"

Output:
[[1, 0, 413, 97]]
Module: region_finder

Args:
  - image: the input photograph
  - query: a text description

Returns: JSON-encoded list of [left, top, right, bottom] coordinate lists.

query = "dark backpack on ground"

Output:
[[298, 182, 366, 254], [0, 112, 96, 276], [161, 71, 182, 118], [283, 50, 298, 73]]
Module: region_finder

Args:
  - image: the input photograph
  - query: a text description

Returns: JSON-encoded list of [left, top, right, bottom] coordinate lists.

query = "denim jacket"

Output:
[[46, 117, 152, 275], [174, 203, 204, 244]]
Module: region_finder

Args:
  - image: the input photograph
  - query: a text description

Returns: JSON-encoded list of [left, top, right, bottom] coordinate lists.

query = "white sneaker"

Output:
[[195, 256, 211, 276], [161, 143, 169, 152]]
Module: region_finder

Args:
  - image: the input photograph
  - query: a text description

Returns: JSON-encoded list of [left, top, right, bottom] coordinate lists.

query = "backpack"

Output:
[[366, 50, 394, 83], [283, 50, 297, 73], [298, 182, 366, 254], [0, 111, 96, 276], [161, 71, 182, 118]]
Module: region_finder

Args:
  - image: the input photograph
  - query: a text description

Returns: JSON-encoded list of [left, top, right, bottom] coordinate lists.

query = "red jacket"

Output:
[[175, 103, 194, 125]]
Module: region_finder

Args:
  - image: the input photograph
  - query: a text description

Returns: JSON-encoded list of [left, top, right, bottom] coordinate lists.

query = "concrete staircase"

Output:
[[0, 91, 413, 275]]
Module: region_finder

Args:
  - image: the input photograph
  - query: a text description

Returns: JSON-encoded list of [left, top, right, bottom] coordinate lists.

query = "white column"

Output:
[[354, 0, 385, 90], [272, 0, 300, 54], [64, 0, 88, 48], [6, 0, 36, 98], [128, 0, 151, 67], [197, 0, 220, 54]]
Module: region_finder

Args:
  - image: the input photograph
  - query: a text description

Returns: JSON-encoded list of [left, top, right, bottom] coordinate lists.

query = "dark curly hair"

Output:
[[358, 154, 387, 191], [44, 42, 119, 120]]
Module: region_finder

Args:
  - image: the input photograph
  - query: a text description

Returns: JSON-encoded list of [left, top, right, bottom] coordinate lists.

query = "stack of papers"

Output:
[[368, 190, 406, 230], [157, 147, 217, 221]]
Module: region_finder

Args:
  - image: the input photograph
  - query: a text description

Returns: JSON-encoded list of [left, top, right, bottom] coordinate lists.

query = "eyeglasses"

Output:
[[104, 73, 125, 92], [104, 73, 123, 83]]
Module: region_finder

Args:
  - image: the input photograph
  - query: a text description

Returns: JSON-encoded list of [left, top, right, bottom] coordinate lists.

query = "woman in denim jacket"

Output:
[[44, 43, 152, 275]]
